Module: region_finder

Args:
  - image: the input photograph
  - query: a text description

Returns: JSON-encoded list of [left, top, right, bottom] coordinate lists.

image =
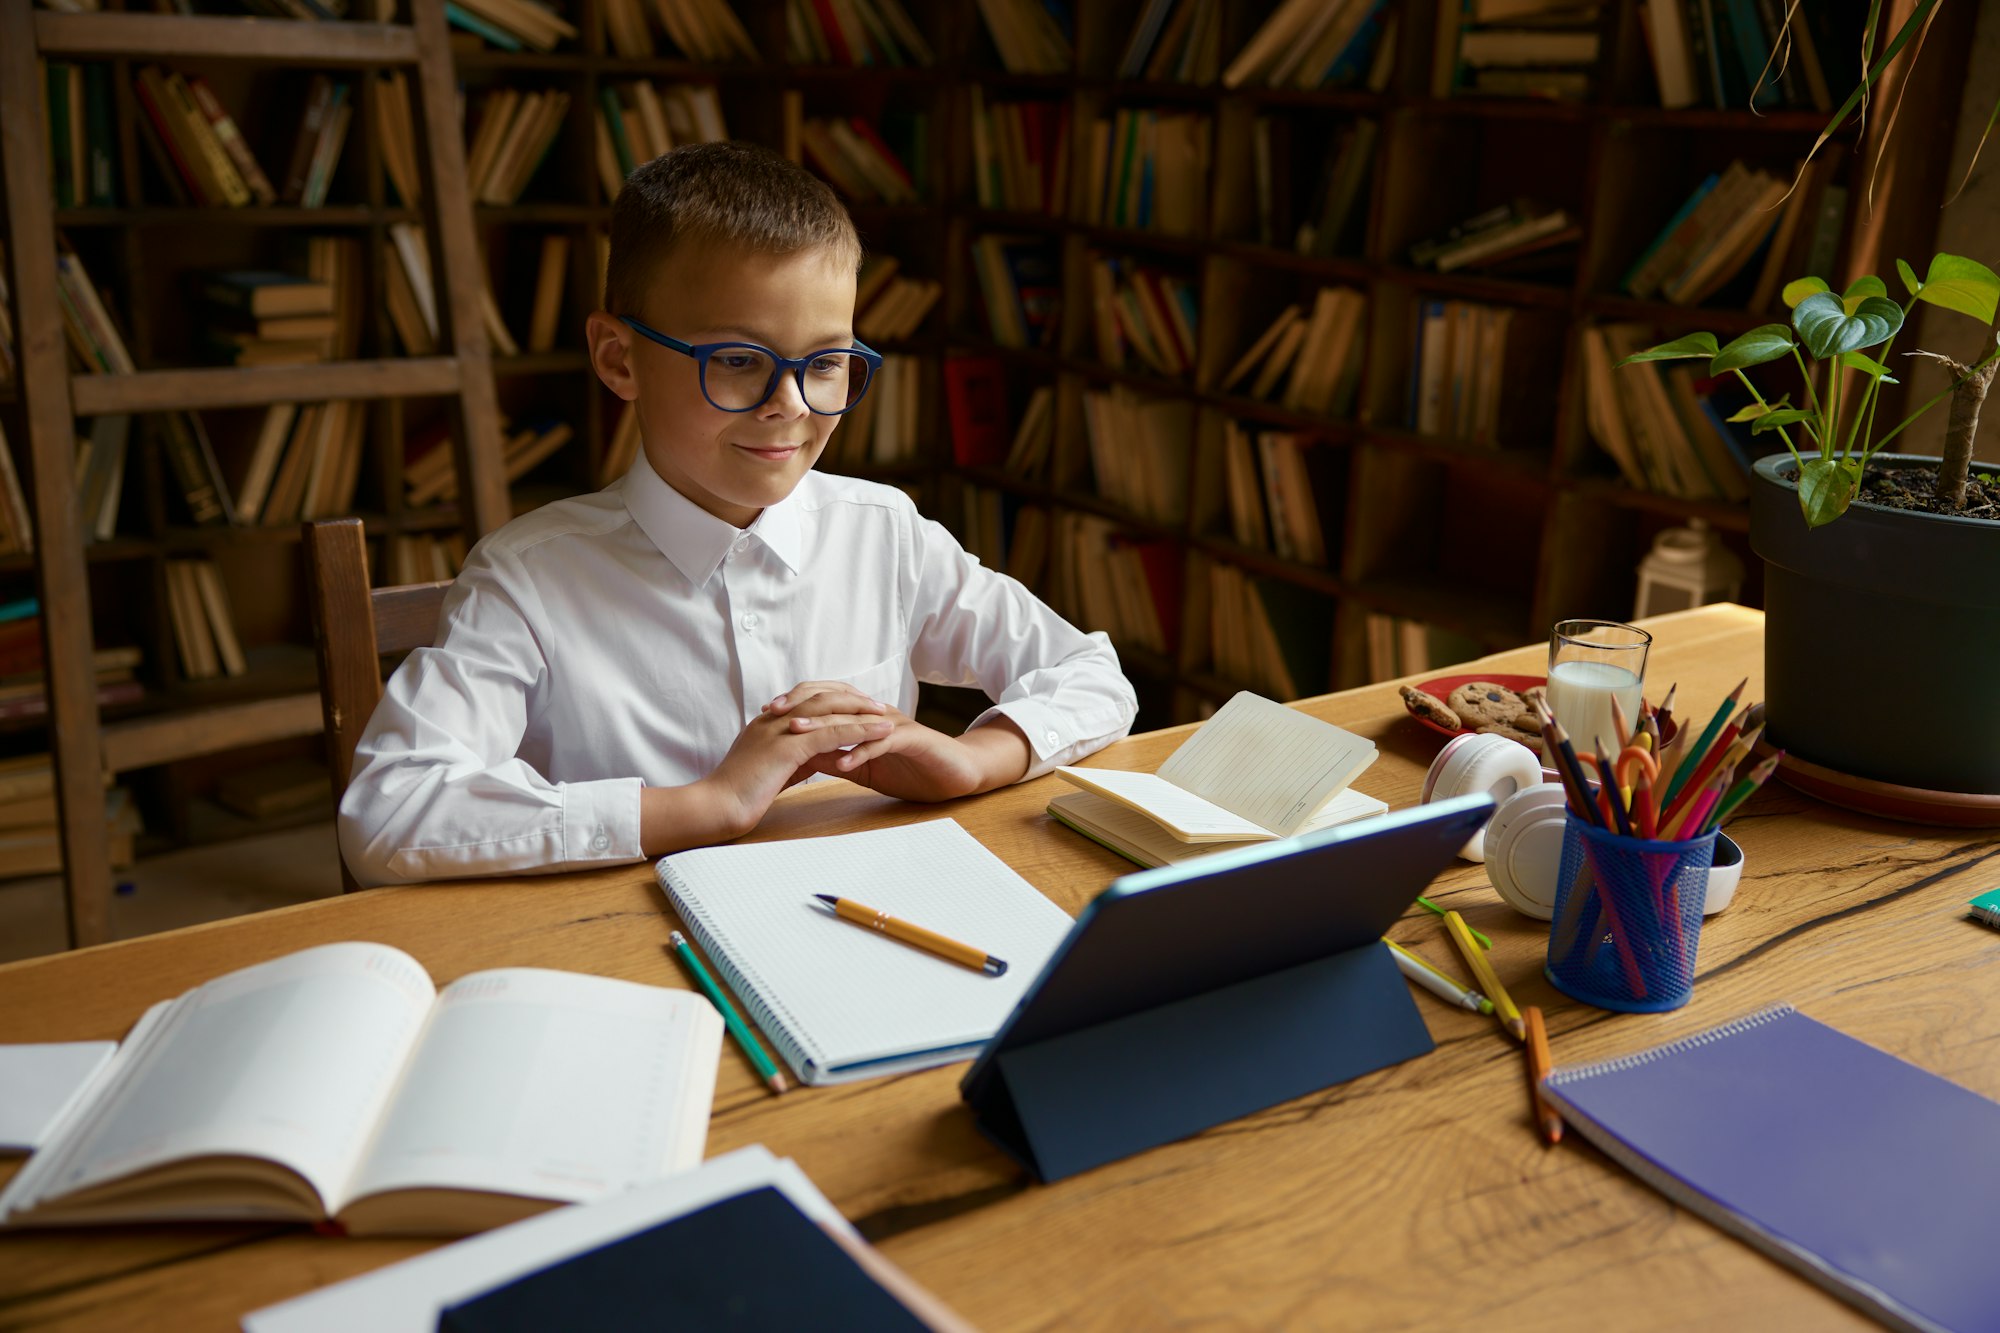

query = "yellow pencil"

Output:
[[1445, 910, 1524, 1041]]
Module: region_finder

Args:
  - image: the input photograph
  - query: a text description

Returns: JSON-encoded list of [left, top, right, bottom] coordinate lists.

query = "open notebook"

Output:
[[655, 819, 1073, 1086]]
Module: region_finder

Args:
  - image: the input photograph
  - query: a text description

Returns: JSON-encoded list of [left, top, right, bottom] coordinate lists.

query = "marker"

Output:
[[1386, 939, 1494, 1014]]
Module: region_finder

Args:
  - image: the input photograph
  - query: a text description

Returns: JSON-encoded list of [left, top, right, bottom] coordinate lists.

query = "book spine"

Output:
[[658, 868, 818, 1083]]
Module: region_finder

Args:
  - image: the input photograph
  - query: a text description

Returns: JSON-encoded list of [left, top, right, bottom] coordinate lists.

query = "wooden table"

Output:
[[3, 604, 1996, 1331]]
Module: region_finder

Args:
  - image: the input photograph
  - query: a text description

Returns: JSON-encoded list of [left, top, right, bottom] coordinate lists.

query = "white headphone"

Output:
[[1421, 733, 1570, 919]]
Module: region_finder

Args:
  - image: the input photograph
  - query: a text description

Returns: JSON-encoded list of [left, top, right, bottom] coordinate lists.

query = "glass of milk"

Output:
[[1545, 620, 1650, 763]]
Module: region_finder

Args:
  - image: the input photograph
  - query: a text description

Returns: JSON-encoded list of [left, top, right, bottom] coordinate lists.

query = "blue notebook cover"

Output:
[[1543, 1005, 2000, 1333]]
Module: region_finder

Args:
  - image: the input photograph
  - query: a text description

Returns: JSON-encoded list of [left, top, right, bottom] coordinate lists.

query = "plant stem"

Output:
[[1868, 344, 2000, 454], [1731, 367, 1804, 464], [1931, 355, 1997, 508]]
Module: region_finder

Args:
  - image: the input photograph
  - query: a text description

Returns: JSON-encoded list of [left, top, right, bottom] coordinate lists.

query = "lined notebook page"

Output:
[[656, 820, 1073, 1086], [1156, 693, 1377, 836]]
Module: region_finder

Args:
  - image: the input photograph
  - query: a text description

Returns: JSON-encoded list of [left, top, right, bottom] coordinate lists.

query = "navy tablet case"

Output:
[[961, 794, 1496, 1183]]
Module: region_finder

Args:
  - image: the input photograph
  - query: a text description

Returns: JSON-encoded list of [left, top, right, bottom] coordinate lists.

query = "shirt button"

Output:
[[591, 833, 610, 852], [731, 537, 749, 555], [1045, 730, 1060, 746], [740, 612, 760, 631]]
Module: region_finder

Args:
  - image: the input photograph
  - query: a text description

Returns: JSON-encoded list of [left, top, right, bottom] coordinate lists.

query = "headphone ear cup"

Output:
[[1423, 734, 1544, 862], [1485, 783, 1572, 919]]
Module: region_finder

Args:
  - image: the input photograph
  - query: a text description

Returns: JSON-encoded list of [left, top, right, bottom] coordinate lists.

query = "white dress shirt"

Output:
[[338, 459, 1138, 886]]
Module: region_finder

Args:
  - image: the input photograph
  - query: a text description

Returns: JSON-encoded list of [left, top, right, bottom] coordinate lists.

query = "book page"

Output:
[[657, 819, 1074, 1083], [1052, 768, 1272, 842], [339, 969, 721, 1216], [0, 1042, 116, 1151], [5, 943, 434, 1221], [1050, 787, 1389, 868], [1156, 692, 1377, 836]]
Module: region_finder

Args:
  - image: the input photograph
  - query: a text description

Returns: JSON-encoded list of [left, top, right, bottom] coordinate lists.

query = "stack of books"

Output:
[[446, 0, 579, 52], [133, 66, 280, 209], [970, 235, 1061, 348], [1582, 323, 1754, 502], [973, 0, 1072, 72], [384, 532, 470, 586], [1221, 422, 1329, 566], [1048, 511, 1178, 657], [404, 418, 575, 508], [1623, 158, 1825, 309], [199, 268, 338, 368], [1409, 201, 1579, 276], [42, 62, 117, 208], [1216, 287, 1365, 416], [853, 258, 941, 343], [1081, 109, 1208, 236], [800, 115, 922, 204], [465, 86, 571, 206], [1437, 1, 1602, 100], [1363, 613, 1483, 682], [784, 0, 932, 65], [381, 222, 440, 356], [1114, 0, 1225, 82], [825, 354, 921, 469], [0, 758, 138, 881], [594, 81, 728, 195], [1081, 385, 1191, 524], [1223, 0, 1397, 90], [605, 0, 754, 61], [54, 249, 136, 375], [232, 399, 369, 526], [968, 92, 1069, 215], [1088, 255, 1198, 380], [1205, 562, 1325, 701], [0, 610, 143, 722], [72, 414, 128, 544], [278, 76, 355, 208], [164, 557, 248, 681], [1256, 117, 1377, 257], [1408, 299, 1515, 444], [1642, 0, 1854, 111]]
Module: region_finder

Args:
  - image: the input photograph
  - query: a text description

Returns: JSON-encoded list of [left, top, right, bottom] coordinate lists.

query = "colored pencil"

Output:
[[1537, 705, 1600, 827], [1610, 696, 1632, 749], [1596, 744, 1634, 837], [1661, 775, 1725, 841], [1418, 897, 1492, 949], [1660, 678, 1746, 809], [1444, 909, 1523, 1041], [1633, 767, 1657, 839], [1523, 1005, 1562, 1146], [1661, 711, 1748, 824], [1704, 752, 1783, 830], [666, 933, 787, 1095]]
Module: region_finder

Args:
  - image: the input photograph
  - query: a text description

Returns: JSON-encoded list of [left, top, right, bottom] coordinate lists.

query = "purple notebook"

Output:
[[1542, 1005, 2000, 1333]]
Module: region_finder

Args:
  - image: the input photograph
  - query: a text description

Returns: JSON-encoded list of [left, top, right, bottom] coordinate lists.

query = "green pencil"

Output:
[[666, 933, 787, 1095], [1661, 677, 1746, 809]]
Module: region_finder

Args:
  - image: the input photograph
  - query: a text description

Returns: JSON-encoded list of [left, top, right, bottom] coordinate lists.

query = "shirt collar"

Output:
[[620, 453, 804, 585]]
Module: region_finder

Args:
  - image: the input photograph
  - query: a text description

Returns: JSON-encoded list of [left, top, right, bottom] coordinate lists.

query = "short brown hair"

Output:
[[603, 141, 862, 316]]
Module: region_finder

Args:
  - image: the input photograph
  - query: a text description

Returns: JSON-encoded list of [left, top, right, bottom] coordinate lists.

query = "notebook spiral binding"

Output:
[[1544, 1003, 1797, 1084], [659, 867, 818, 1078]]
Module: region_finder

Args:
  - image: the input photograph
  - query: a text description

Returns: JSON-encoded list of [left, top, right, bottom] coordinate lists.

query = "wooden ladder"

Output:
[[0, 0, 508, 947]]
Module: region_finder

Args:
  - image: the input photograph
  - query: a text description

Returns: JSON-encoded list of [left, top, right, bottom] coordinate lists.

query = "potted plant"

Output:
[[1618, 256, 2000, 802]]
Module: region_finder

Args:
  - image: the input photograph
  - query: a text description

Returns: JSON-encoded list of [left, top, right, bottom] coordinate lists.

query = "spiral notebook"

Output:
[[654, 819, 1074, 1086], [1542, 1005, 2000, 1333]]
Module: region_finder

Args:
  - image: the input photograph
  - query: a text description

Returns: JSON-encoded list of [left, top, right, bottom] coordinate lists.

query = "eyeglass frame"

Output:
[[619, 316, 883, 416]]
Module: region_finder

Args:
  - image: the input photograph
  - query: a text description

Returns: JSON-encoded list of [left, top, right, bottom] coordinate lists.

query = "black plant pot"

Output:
[[1750, 453, 2000, 795]]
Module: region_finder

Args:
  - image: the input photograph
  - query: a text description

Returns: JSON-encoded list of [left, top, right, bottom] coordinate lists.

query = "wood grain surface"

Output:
[[3, 606, 1996, 1331]]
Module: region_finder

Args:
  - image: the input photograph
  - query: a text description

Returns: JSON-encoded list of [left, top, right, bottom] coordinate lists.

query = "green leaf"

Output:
[[1750, 408, 1813, 434], [1783, 277, 1831, 309], [1794, 292, 1904, 358], [1842, 275, 1890, 311], [1798, 457, 1864, 528], [1726, 399, 1784, 423], [1896, 258, 1922, 296], [1709, 324, 1794, 374], [1839, 351, 1899, 382], [1614, 331, 1719, 366], [1915, 254, 2000, 324]]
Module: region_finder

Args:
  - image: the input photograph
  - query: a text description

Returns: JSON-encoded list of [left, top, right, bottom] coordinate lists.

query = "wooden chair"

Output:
[[304, 518, 453, 893]]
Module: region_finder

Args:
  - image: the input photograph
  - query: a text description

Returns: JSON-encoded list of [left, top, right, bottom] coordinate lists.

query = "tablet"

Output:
[[960, 794, 1496, 1179]]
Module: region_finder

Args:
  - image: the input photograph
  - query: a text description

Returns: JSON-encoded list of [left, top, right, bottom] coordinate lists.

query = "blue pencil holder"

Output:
[[1543, 814, 1716, 1013]]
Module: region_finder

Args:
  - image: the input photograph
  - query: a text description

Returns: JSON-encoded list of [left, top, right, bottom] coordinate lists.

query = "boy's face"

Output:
[[592, 239, 857, 529]]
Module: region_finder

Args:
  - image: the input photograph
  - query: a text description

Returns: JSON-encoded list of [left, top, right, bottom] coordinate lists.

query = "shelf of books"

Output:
[[932, 0, 1967, 725]]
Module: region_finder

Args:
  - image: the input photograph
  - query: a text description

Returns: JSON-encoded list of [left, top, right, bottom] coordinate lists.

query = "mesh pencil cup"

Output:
[[1543, 815, 1716, 1013]]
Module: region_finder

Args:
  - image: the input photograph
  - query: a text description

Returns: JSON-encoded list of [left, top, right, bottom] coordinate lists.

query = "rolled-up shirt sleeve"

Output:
[[337, 545, 644, 887], [902, 510, 1138, 780]]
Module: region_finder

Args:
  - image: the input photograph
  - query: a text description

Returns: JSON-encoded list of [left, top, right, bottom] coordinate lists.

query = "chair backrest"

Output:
[[304, 518, 452, 891]]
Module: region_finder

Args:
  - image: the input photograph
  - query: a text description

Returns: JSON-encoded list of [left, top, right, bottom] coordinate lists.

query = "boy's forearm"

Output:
[[961, 717, 1033, 791], [639, 779, 750, 858]]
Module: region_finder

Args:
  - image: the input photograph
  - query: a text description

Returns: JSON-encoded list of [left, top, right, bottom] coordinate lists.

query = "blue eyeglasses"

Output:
[[620, 317, 883, 415]]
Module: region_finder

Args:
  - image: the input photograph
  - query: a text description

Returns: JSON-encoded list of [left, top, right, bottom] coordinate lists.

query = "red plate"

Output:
[[1407, 673, 1546, 739]]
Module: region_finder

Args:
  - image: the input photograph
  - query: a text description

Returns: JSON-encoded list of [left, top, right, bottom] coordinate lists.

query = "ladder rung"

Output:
[[71, 359, 463, 416], [34, 12, 420, 64]]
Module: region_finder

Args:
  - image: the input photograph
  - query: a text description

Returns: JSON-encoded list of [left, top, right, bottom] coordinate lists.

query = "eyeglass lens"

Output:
[[701, 347, 870, 413]]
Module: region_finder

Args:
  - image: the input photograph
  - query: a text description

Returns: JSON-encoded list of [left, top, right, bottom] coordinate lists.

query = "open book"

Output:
[[0, 942, 721, 1236], [1051, 692, 1381, 851]]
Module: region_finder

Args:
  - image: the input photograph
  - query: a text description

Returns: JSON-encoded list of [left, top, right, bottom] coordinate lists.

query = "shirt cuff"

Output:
[[969, 699, 1071, 783], [562, 776, 646, 864]]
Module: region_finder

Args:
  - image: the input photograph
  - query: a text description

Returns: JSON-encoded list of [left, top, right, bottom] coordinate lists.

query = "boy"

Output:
[[338, 142, 1137, 886]]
